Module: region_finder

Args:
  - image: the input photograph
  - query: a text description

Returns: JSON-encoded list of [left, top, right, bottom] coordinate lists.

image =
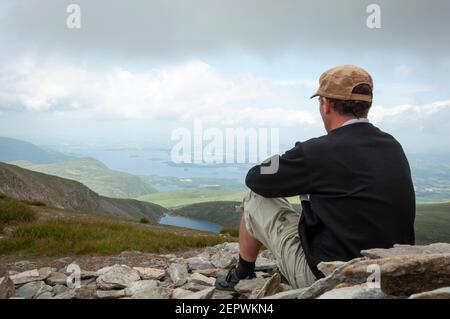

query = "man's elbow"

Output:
[[245, 171, 257, 190]]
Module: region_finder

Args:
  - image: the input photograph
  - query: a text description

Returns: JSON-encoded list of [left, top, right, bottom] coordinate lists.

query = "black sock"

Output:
[[235, 255, 255, 279]]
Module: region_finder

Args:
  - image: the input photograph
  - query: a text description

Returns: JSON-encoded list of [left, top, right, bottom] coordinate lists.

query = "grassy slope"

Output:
[[0, 162, 166, 223], [11, 157, 156, 198], [415, 201, 450, 244], [0, 196, 233, 257], [137, 188, 247, 208]]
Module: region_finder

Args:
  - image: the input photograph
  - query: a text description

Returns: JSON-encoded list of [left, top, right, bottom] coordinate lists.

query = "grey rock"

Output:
[[251, 273, 281, 299], [234, 278, 267, 294], [337, 254, 450, 296], [81, 278, 97, 286], [36, 292, 53, 299], [182, 281, 211, 292], [317, 261, 346, 277], [194, 268, 228, 278], [297, 253, 450, 298], [210, 250, 237, 269], [280, 283, 293, 291], [52, 284, 69, 295], [38, 267, 57, 281], [197, 249, 213, 259], [79, 271, 97, 279], [168, 263, 189, 287], [361, 243, 450, 259], [10, 269, 41, 285], [188, 273, 216, 286], [36, 284, 53, 298], [74, 285, 98, 299], [0, 277, 15, 299], [172, 288, 192, 299], [186, 256, 214, 270], [46, 272, 68, 286], [16, 281, 45, 299], [53, 290, 77, 299], [263, 288, 307, 299], [95, 266, 112, 277], [255, 271, 272, 279], [160, 254, 177, 259], [409, 287, 450, 299], [297, 257, 367, 299], [133, 267, 166, 280], [214, 242, 240, 253], [125, 280, 159, 297], [131, 287, 172, 299], [318, 284, 395, 299], [179, 287, 215, 299], [212, 290, 236, 299], [96, 265, 140, 290], [97, 289, 126, 299]]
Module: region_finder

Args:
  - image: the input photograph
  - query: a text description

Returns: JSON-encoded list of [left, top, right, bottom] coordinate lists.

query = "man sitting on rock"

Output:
[[216, 65, 416, 291]]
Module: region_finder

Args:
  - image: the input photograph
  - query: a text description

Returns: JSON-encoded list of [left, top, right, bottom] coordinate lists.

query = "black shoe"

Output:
[[215, 267, 256, 291]]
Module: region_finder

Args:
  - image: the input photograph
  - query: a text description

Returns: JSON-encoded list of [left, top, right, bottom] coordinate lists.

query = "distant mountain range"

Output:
[[11, 157, 157, 198], [0, 137, 72, 164], [0, 162, 167, 223]]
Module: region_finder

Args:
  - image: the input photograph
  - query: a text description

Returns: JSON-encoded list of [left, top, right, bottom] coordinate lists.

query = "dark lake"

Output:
[[159, 214, 222, 233]]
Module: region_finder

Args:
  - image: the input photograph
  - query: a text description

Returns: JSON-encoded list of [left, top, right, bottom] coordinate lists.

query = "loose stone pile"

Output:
[[1, 242, 449, 299]]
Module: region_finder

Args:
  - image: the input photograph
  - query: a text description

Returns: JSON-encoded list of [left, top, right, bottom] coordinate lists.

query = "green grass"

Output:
[[220, 228, 239, 237], [0, 219, 230, 256], [137, 188, 247, 208], [0, 197, 37, 226]]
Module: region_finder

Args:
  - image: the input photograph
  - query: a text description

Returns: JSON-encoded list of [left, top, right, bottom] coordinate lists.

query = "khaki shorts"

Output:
[[242, 191, 317, 289]]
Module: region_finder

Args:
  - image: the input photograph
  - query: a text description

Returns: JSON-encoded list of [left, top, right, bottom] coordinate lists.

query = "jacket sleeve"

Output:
[[245, 141, 315, 198]]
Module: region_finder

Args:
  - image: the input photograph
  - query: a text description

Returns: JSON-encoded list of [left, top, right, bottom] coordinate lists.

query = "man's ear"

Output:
[[323, 98, 332, 114]]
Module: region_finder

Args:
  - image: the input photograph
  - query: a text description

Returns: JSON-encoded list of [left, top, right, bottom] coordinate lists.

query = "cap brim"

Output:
[[310, 93, 319, 99]]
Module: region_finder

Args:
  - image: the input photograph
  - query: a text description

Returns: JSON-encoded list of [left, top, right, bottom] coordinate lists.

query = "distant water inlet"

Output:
[[159, 214, 222, 233]]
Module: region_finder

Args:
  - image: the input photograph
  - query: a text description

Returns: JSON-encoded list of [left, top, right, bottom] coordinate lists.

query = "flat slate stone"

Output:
[[361, 243, 450, 259], [409, 287, 450, 299]]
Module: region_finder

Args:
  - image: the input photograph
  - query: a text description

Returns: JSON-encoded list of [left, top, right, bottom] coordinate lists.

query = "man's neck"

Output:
[[329, 116, 356, 131], [328, 117, 369, 132]]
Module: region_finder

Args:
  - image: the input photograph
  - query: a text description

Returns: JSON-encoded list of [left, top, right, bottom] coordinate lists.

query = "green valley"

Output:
[[11, 157, 156, 198]]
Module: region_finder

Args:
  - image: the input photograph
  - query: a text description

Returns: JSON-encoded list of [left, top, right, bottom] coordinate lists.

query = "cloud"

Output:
[[0, 56, 318, 126], [369, 100, 450, 124], [1, 0, 450, 64], [1, 55, 449, 131]]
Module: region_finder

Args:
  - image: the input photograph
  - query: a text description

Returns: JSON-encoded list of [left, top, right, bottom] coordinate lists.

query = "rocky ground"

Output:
[[1, 242, 450, 299]]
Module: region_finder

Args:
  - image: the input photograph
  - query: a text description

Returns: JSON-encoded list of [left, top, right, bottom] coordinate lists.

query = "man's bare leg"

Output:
[[238, 214, 262, 262], [215, 214, 261, 290]]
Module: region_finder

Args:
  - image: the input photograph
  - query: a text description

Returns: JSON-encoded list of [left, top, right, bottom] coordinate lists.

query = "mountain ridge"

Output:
[[0, 162, 167, 223], [0, 137, 72, 164]]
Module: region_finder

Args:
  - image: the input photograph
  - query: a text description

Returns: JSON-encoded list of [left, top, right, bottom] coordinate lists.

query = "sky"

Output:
[[0, 0, 450, 155]]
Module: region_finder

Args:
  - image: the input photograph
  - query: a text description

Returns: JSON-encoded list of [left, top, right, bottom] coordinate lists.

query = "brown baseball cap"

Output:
[[310, 65, 374, 102]]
